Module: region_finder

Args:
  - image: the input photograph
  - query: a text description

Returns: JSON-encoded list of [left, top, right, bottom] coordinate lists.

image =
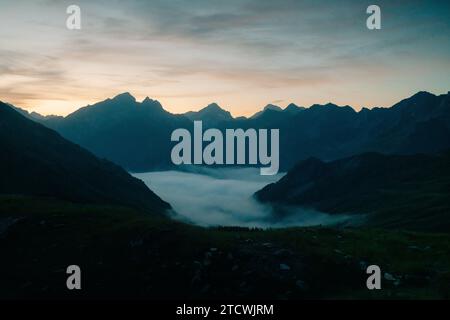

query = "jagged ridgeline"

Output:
[[22, 91, 450, 172], [0, 101, 170, 214]]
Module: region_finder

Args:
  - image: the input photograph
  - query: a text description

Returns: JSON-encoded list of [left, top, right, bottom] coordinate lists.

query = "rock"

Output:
[[280, 263, 291, 271], [384, 273, 396, 281], [232, 265, 239, 271], [210, 248, 218, 252], [359, 261, 368, 271], [334, 249, 344, 254], [295, 280, 307, 291]]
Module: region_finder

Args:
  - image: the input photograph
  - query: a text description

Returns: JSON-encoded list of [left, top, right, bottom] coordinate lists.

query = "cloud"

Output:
[[0, 0, 449, 115], [134, 168, 356, 228]]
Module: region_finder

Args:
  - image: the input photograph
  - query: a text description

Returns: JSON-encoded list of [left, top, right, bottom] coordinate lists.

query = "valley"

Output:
[[1, 91, 450, 300]]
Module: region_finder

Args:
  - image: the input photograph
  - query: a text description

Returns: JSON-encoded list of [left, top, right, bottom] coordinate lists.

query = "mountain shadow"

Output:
[[0, 101, 170, 214]]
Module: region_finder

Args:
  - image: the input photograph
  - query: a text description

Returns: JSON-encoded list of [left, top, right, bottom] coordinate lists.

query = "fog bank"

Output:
[[134, 168, 354, 228]]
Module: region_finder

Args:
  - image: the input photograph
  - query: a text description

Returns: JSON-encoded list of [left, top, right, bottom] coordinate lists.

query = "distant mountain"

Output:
[[255, 152, 450, 232], [184, 103, 233, 126], [284, 103, 305, 114], [10, 104, 64, 122], [251, 104, 283, 119], [17, 90, 450, 172], [0, 101, 170, 214], [235, 91, 450, 170], [41, 93, 192, 171]]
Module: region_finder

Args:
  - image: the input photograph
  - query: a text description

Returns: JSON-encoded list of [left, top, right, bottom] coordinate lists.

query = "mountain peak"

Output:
[[264, 104, 283, 112], [392, 91, 438, 111], [251, 104, 283, 118], [285, 103, 304, 113], [142, 96, 157, 103], [184, 103, 233, 123], [112, 92, 136, 102], [203, 103, 223, 112], [141, 97, 163, 110], [310, 102, 345, 109], [411, 91, 435, 99]]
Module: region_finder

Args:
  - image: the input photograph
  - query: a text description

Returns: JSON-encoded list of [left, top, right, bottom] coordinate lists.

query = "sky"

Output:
[[0, 0, 449, 116]]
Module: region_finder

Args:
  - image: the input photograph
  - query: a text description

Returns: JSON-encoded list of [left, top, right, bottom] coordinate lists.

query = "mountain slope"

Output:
[[0, 101, 170, 214], [42, 93, 192, 171], [255, 152, 450, 232]]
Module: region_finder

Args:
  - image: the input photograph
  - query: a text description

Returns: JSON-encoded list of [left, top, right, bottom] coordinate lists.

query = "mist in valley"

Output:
[[134, 168, 355, 228]]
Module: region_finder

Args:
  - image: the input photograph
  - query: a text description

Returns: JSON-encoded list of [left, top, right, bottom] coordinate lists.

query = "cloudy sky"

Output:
[[0, 0, 449, 116]]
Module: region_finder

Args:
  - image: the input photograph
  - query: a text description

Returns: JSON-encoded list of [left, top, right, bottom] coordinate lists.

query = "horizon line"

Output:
[[3, 89, 449, 119]]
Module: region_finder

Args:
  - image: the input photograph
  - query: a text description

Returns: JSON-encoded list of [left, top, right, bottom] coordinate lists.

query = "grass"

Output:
[[1, 195, 450, 300]]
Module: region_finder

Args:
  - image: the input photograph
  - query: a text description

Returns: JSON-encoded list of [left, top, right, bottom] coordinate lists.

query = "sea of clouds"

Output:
[[134, 167, 356, 228]]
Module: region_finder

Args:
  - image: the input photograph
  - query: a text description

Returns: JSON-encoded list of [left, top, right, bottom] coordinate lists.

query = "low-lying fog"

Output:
[[134, 168, 354, 228]]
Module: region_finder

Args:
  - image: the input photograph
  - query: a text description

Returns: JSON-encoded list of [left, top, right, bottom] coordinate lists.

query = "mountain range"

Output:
[[255, 151, 450, 232], [16, 91, 449, 172], [0, 101, 170, 214]]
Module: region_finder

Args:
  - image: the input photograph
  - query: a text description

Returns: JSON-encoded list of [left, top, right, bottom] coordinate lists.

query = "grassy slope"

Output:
[[1, 196, 449, 300]]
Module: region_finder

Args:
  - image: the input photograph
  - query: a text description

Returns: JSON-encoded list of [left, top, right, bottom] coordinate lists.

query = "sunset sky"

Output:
[[0, 0, 449, 116]]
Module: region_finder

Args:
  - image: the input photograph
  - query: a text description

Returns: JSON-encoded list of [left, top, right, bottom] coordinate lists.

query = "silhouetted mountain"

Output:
[[0, 101, 170, 214], [250, 104, 283, 119], [230, 91, 450, 170], [21, 90, 450, 172], [42, 93, 192, 171], [11, 104, 64, 122], [184, 103, 233, 126], [255, 152, 450, 232], [284, 103, 305, 114], [358, 91, 450, 154]]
